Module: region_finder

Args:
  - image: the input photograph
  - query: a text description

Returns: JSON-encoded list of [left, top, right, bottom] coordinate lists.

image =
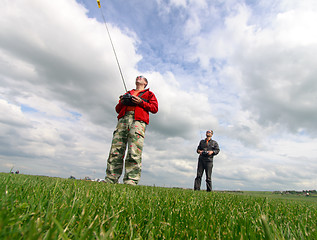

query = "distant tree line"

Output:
[[273, 190, 316, 196]]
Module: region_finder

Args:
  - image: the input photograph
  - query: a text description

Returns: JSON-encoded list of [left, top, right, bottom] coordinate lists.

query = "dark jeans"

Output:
[[194, 158, 213, 191]]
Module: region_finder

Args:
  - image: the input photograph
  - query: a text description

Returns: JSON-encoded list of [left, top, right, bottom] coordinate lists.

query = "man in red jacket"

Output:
[[105, 76, 158, 185]]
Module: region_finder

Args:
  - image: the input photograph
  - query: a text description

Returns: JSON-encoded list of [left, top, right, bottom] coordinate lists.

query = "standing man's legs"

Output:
[[205, 161, 213, 192], [123, 120, 147, 185], [105, 112, 134, 183], [194, 158, 204, 190]]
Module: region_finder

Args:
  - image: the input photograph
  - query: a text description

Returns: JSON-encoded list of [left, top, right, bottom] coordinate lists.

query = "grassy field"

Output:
[[1, 173, 316, 239]]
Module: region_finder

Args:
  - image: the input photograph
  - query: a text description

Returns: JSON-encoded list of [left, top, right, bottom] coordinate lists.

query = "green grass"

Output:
[[1, 173, 316, 239]]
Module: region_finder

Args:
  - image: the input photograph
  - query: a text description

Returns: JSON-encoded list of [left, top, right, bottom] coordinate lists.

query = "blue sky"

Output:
[[1, 0, 317, 190]]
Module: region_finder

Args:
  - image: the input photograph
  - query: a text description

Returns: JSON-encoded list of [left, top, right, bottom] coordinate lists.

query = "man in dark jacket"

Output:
[[194, 130, 220, 191], [105, 76, 158, 185]]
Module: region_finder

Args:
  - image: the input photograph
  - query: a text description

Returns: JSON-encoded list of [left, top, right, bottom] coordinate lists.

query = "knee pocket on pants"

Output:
[[136, 131, 145, 139]]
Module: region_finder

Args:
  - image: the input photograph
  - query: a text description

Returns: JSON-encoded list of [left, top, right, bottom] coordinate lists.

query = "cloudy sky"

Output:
[[1, 0, 317, 191]]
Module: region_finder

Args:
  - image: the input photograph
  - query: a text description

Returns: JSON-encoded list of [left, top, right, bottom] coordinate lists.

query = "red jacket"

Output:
[[115, 89, 158, 125]]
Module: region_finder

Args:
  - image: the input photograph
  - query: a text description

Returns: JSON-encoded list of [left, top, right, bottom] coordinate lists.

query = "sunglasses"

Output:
[[136, 76, 144, 79]]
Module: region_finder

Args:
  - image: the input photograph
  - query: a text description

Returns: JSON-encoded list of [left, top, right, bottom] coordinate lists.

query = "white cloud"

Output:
[[0, 99, 30, 127], [188, 0, 317, 134], [0, 99, 109, 178]]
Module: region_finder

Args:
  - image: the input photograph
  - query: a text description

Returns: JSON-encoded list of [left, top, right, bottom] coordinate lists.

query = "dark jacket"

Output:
[[116, 88, 158, 125], [197, 138, 220, 161]]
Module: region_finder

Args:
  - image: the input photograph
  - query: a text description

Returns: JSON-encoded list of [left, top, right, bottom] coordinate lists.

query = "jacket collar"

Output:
[[128, 88, 149, 94]]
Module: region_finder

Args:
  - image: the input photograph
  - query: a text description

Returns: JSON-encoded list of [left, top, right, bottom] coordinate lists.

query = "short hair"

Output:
[[143, 77, 148, 87]]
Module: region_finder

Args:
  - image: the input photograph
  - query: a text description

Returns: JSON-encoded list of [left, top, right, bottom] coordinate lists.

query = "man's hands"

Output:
[[198, 150, 214, 155], [131, 95, 142, 104], [119, 95, 142, 105]]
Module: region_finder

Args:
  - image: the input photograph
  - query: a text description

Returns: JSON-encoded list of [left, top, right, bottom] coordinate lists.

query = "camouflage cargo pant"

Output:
[[105, 112, 147, 185]]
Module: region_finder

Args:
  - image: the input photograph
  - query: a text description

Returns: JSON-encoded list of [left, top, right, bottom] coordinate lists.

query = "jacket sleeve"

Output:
[[115, 91, 130, 113], [211, 141, 220, 156], [197, 140, 204, 153], [139, 91, 158, 114], [115, 101, 124, 114]]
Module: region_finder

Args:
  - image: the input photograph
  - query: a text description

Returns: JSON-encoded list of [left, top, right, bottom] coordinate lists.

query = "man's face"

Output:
[[206, 130, 213, 137], [136, 76, 147, 87]]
